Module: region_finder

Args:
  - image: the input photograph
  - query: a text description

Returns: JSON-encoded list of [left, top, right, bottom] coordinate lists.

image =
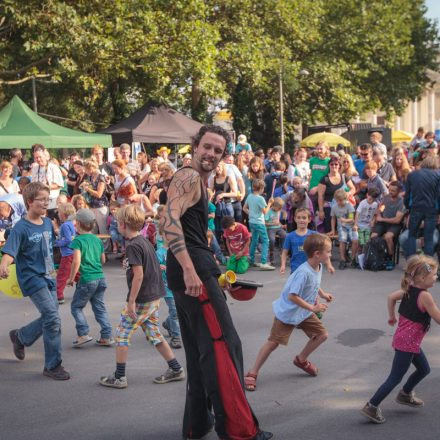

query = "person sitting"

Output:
[[372, 146, 396, 185], [370, 181, 405, 269]]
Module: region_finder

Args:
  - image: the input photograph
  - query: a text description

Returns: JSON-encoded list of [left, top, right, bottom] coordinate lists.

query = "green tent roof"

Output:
[[0, 95, 112, 149]]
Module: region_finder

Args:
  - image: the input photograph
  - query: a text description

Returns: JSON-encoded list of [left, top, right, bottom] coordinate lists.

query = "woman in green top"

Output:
[[308, 141, 330, 196]]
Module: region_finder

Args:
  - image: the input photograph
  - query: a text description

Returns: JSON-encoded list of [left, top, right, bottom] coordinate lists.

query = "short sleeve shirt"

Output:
[[272, 261, 322, 325], [283, 229, 315, 273], [382, 195, 404, 218], [330, 202, 355, 225], [2, 217, 55, 295], [245, 193, 266, 225], [124, 235, 165, 303], [223, 223, 251, 254], [70, 234, 104, 283], [265, 208, 280, 229], [356, 199, 378, 229], [309, 157, 330, 189]]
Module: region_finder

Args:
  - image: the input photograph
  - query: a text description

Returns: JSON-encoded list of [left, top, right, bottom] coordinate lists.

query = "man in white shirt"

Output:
[[223, 153, 245, 222], [31, 144, 63, 212]]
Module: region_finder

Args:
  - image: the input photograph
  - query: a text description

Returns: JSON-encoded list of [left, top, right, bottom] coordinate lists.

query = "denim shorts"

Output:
[[115, 300, 164, 347], [338, 225, 358, 243]]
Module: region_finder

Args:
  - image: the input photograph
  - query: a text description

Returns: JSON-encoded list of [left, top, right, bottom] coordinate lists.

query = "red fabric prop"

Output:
[[198, 286, 258, 440]]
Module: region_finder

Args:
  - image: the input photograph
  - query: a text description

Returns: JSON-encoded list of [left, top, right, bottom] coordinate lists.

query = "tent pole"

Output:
[[32, 77, 38, 112]]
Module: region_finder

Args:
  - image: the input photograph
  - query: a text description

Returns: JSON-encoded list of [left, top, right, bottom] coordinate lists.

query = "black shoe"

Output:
[[338, 261, 347, 270], [254, 431, 273, 440], [43, 363, 70, 380], [9, 329, 25, 360]]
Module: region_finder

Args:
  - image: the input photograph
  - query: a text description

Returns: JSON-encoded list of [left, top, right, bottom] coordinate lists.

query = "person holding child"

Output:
[[361, 255, 440, 424], [244, 234, 333, 391], [67, 209, 113, 347]]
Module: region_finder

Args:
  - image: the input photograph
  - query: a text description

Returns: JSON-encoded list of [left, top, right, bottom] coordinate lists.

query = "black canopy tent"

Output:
[[100, 102, 203, 145]]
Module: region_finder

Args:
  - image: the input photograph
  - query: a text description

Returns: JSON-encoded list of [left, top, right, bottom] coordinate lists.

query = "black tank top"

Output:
[[398, 286, 431, 331], [167, 168, 221, 291], [214, 176, 231, 203]]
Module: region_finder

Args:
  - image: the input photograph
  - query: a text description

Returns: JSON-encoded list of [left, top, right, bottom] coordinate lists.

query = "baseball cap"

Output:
[[75, 208, 95, 225], [237, 134, 247, 144]]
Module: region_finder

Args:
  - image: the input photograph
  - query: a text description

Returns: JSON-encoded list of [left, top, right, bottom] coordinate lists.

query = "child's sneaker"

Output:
[[251, 262, 261, 268], [99, 374, 128, 389], [72, 335, 93, 347], [95, 338, 115, 347], [360, 402, 386, 424], [395, 389, 424, 407], [385, 260, 395, 271], [259, 263, 275, 271], [338, 261, 347, 270], [58, 298, 65, 305], [153, 367, 185, 384], [43, 363, 70, 381], [9, 329, 25, 360], [170, 337, 182, 349]]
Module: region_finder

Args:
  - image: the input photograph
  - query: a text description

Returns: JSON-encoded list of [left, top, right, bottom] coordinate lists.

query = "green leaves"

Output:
[[0, 0, 438, 143]]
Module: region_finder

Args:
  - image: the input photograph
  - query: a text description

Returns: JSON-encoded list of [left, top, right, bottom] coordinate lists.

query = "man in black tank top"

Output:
[[163, 125, 272, 440]]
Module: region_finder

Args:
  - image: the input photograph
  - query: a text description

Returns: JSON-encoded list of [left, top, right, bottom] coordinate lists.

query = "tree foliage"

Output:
[[0, 0, 438, 147]]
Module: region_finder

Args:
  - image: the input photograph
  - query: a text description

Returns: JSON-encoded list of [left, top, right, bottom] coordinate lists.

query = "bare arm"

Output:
[[68, 249, 81, 284], [388, 289, 404, 324], [0, 254, 14, 278], [419, 290, 440, 325], [280, 249, 288, 274], [86, 180, 105, 199], [161, 168, 203, 296], [288, 293, 328, 313]]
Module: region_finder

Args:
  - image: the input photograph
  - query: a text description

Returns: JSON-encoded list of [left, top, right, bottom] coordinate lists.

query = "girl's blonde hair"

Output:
[[272, 197, 284, 210], [58, 202, 76, 218], [401, 255, 438, 293]]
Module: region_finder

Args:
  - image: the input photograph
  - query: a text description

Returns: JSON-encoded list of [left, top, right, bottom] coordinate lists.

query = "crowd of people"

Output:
[[2, 124, 440, 437]]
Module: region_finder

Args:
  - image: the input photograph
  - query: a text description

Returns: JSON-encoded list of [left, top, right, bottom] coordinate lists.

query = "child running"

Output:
[[361, 255, 440, 424], [243, 178, 275, 270], [245, 234, 333, 391], [55, 202, 78, 304], [100, 204, 184, 388], [67, 208, 113, 347]]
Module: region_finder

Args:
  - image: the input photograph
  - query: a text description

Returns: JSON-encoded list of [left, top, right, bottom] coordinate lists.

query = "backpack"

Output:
[[363, 237, 387, 271]]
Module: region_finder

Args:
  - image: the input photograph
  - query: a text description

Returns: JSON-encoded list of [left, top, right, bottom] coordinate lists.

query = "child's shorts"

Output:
[[115, 299, 164, 347], [268, 314, 327, 346], [358, 228, 371, 246], [337, 225, 358, 243]]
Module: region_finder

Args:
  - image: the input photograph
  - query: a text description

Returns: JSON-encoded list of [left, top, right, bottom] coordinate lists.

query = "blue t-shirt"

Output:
[[55, 220, 75, 257], [354, 158, 367, 176], [2, 217, 55, 295], [245, 193, 266, 225], [283, 229, 315, 273], [272, 261, 322, 325]]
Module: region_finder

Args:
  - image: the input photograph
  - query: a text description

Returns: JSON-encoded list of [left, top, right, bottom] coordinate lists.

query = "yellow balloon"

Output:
[[0, 265, 23, 299]]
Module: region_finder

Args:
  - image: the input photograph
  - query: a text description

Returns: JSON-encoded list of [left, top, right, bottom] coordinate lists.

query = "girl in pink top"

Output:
[[361, 255, 440, 424]]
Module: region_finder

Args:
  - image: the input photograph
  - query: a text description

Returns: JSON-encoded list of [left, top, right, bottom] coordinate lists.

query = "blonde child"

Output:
[[330, 189, 359, 270], [108, 201, 125, 253], [243, 179, 275, 270], [100, 205, 184, 388], [244, 234, 333, 391], [361, 255, 440, 424], [55, 203, 78, 304], [265, 197, 287, 265]]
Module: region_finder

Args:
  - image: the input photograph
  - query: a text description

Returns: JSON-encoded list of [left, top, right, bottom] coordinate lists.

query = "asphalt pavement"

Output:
[[1, 255, 440, 440]]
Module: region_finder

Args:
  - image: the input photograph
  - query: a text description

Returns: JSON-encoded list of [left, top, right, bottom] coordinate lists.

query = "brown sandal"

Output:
[[293, 356, 318, 376], [244, 372, 258, 391]]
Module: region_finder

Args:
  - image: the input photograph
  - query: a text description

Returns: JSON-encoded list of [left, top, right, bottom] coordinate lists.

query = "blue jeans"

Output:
[[249, 223, 269, 264], [406, 209, 438, 257], [370, 349, 430, 406], [71, 278, 112, 339], [209, 234, 226, 264], [17, 286, 62, 370], [164, 296, 181, 338], [399, 228, 439, 256]]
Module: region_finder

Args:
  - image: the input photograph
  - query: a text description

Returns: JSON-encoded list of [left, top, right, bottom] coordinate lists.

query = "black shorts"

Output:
[[372, 221, 401, 237]]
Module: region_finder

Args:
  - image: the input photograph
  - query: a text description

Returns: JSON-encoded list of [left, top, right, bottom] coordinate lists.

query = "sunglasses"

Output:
[[329, 162, 340, 166]]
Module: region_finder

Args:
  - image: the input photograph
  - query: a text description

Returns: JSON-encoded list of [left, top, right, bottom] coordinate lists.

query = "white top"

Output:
[[31, 162, 64, 209], [0, 179, 20, 197]]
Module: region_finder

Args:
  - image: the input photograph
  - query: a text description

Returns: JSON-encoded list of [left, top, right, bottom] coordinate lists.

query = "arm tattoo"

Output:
[[162, 168, 200, 256]]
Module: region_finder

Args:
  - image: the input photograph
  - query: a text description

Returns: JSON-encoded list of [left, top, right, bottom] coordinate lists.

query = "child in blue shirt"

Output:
[[244, 234, 333, 391], [0, 182, 70, 380], [55, 202, 78, 304], [243, 179, 275, 271], [108, 201, 125, 253], [265, 197, 287, 265]]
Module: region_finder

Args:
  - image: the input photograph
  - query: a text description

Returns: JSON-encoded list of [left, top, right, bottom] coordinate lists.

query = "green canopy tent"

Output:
[[0, 95, 111, 149]]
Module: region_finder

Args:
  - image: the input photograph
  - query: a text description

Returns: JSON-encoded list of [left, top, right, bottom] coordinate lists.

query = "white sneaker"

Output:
[[259, 263, 275, 271]]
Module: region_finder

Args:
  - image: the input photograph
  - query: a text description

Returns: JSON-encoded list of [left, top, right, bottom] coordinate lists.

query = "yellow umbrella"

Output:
[[178, 145, 191, 154], [392, 130, 413, 143], [300, 132, 351, 148]]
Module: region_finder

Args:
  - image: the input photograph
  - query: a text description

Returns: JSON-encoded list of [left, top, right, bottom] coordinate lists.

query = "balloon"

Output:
[[0, 265, 23, 299]]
